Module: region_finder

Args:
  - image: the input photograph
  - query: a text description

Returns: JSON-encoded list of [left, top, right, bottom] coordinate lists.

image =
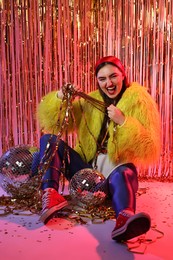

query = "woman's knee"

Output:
[[108, 166, 125, 185], [40, 135, 65, 152], [40, 134, 57, 144], [108, 164, 138, 193]]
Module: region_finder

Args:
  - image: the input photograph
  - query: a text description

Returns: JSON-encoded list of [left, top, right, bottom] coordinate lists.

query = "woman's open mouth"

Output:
[[106, 86, 117, 95]]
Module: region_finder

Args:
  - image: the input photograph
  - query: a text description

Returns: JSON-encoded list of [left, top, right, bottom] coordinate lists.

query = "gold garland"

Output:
[[0, 84, 110, 220], [0, 174, 115, 223], [38, 83, 107, 177], [0, 175, 42, 216]]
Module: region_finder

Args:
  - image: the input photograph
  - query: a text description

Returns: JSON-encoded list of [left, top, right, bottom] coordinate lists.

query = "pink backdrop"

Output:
[[0, 0, 172, 179]]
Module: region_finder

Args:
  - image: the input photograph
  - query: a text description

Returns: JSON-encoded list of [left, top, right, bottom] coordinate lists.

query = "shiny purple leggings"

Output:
[[32, 134, 138, 216]]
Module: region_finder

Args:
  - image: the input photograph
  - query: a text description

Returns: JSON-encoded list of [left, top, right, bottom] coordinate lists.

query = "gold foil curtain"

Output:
[[0, 0, 172, 179]]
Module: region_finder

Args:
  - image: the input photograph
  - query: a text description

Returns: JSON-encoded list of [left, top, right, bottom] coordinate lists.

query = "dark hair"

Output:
[[95, 62, 113, 76]]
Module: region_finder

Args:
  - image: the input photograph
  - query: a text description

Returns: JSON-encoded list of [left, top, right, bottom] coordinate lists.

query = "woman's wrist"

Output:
[[118, 116, 127, 127]]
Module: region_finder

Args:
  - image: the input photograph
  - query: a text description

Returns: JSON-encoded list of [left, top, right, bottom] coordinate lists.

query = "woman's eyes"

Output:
[[111, 74, 117, 78], [98, 74, 117, 82]]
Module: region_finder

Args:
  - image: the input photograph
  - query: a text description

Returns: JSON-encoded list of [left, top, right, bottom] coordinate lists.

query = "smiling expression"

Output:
[[96, 64, 125, 99]]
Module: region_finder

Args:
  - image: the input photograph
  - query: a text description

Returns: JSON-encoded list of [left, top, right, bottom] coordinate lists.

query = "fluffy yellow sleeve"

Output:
[[108, 83, 161, 167], [37, 91, 83, 134], [37, 91, 67, 134]]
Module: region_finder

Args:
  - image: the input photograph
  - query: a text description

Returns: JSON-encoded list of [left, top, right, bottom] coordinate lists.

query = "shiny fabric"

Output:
[[36, 134, 92, 190], [32, 134, 139, 217], [108, 163, 138, 216]]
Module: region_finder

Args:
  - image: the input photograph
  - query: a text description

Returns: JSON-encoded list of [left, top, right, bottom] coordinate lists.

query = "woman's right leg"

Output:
[[40, 134, 92, 190], [39, 134, 92, 223]]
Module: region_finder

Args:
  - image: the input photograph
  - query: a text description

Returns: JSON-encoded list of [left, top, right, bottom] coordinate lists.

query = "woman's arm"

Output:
[[108, 84, 161, 167]]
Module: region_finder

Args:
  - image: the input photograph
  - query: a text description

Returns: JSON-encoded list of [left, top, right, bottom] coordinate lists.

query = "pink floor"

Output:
[[0, 181, 172, 260]]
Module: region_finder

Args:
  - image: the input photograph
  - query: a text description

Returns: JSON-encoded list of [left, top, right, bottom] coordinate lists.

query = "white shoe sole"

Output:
[[40, 200, 68, 223]]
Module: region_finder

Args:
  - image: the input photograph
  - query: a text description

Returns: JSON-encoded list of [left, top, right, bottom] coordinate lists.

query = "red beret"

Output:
[[95, 56, 126, 76]]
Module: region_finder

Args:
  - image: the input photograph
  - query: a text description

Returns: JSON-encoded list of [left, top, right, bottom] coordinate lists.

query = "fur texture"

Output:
[[37, 82, 161, 168]]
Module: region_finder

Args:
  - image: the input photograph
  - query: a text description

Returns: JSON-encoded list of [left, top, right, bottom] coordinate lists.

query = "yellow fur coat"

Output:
[[37, 82, 161, 168]]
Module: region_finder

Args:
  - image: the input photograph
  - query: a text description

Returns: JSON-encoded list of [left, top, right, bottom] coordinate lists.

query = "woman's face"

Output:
[[96, 64, 125, 99]]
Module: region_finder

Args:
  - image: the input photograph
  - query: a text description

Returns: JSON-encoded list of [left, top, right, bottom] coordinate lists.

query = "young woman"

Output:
[[33, 56, 161, 242]]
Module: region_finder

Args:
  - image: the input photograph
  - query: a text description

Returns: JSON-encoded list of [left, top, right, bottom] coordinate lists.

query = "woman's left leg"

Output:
[[105, 163, 151, 242], [108, 163, 138, 216]]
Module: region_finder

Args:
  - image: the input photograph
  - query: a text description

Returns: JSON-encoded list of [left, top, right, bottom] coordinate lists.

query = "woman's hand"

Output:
[[107, 104, 126, 126], [57, 89, 64, 99], [57, 84, 82, 100]]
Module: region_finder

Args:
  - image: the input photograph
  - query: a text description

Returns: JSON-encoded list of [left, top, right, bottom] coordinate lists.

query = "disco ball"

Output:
[[69, 168, 107, 207], [0, 145, 38, 194]]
